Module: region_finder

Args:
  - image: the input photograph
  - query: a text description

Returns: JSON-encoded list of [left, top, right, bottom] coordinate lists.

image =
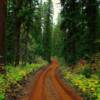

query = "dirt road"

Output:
[[29, 59, 82, 100]]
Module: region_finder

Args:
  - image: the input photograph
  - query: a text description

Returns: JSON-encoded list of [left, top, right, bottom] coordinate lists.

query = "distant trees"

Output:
[[0, 0, 99, 68], [20, 0, 35, 65], [52, 15, 63, 57], [43, 0, 53, 63], [85, 0, 98, 55], [60, 0, 99, 65], [0, 0, 7, 72], [6, 0, 15, 64], [4, 0, 53, 66], [14, 0, 23, 66], [61, 0, 80, 65]]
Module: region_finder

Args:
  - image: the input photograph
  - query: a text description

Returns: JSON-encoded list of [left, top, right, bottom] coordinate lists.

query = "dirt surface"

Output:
[[19, 59, 83, 100]]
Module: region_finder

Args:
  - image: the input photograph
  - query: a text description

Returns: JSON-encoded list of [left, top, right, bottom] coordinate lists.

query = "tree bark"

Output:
[[15, 19, 21, 66], [86, 0, 97, 55], [0, 0, 6, 72], [14, 0, 23, 66]]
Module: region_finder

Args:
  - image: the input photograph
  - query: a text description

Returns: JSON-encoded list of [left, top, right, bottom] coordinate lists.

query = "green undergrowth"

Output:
[[0, 61, 47, 100], [61, 66, 100, 100]]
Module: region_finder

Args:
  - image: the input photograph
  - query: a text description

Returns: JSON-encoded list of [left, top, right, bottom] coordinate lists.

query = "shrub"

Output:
[[0, 62, 47, 100], [61, 68, 100, 100], [81, 66, 92, 78]]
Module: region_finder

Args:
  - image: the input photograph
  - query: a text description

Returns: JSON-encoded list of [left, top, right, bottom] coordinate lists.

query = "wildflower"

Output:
[[82, 88, 86, 92], [90, 87, 96, 92]]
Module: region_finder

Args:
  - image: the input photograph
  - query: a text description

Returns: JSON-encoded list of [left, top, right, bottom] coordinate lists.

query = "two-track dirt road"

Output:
[[29, 59, 83, 100]]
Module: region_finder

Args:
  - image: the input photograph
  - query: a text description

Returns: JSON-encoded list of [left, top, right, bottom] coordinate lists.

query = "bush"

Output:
[[0, 62, 47, 100], [61, 68, 100, 100], [81, 66, 92, 78]]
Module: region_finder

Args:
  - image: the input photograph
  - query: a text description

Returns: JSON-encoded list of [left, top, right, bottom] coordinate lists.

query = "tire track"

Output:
[[29, 59, 83, 100]]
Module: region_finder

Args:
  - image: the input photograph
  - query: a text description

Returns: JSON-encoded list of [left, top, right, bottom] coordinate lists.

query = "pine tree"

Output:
[[43, 0, 53, 63], [61, 0, 79, 65], [6, 0, 15, 64], [14, 0, 23, 66], [0, 0, 7, 72], [86, 0, 98, 55]]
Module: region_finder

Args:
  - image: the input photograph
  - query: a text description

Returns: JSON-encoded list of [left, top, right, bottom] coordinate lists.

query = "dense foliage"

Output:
[[61, 66, 100, 100], [59, 0, 100, 65], [5, 0, 53, 66], [0, 61, 47, 100]]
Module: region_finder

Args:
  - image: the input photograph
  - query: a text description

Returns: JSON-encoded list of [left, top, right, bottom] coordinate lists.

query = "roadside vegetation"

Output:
[[0, 59, 47, 100], [60, 53, 100, 100]]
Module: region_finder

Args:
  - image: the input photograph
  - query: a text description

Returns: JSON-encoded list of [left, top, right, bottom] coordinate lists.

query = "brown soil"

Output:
[[26, 59, 82, 100], [6, 59, 83, 100]]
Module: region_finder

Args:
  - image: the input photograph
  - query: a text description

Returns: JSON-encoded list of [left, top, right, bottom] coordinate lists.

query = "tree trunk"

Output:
[[15, 19, 21, 66], [23, 29, 29, 65], [14, 0, 23, 66], [0, 0, 6, 72], [86, 0, 97, 55], [63, 0, 77, 65]]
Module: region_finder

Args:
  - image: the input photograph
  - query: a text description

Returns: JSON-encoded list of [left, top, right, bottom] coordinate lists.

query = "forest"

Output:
[[0, 0, 100, 100]]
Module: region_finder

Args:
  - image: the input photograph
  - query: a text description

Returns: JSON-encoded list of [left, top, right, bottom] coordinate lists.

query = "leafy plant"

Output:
[[61, 68, 100, 100], [0, 61, 47, 100], [81, 66, 92, 78]]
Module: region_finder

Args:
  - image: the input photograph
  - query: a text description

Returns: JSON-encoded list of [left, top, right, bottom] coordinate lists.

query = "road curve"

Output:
[[29, 59, 83, 100]]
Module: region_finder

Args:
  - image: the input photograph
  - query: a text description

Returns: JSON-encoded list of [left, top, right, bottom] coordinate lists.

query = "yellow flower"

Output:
[[82, 88, 86, 92], [75, 83, 78, 86], [76, 80, 81, 84], [90, 88, 95, 92], [94, 80, 98, 84]]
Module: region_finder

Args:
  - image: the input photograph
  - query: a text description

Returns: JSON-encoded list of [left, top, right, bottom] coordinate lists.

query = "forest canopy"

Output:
[[0, 0, 99, 68]]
